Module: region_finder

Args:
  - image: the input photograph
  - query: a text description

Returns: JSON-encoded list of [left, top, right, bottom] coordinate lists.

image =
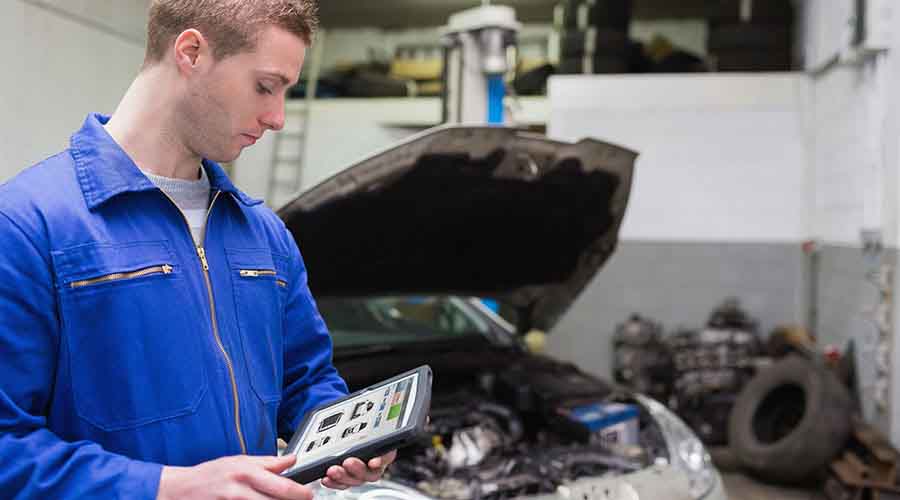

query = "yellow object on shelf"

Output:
[[390, 58, 443, 81]]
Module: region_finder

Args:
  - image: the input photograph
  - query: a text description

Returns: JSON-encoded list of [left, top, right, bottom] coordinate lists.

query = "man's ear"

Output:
[[173, 29, 209, 75]]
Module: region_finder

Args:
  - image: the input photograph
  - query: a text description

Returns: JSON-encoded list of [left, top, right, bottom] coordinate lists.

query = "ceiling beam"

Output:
[[318, 0, 731, 29]]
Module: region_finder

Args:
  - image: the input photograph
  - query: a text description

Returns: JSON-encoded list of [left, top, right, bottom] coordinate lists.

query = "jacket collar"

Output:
[[70, 113, 263, 210]]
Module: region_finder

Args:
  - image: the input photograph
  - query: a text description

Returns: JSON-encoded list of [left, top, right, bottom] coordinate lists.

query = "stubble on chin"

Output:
[[178, 83, 235, 163]]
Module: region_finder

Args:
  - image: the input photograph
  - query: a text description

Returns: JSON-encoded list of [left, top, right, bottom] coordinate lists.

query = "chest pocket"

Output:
[[53, 241, 206, 432], [226, 248, 288, 404]]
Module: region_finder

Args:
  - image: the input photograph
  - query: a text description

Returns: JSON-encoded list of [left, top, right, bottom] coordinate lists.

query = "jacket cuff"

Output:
[[125, 459, 163, 500]]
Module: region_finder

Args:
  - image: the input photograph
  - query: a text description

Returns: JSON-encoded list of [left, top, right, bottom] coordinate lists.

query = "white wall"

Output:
[[0, 1, 146, 183], [796, 0, 900, 442], [547, 73, 810, 243], [799, 0, 900, 249]]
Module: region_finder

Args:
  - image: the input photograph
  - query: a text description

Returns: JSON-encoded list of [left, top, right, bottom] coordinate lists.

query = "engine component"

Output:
[[553, 402, 639, 445], [387, 380, 651, 500], [612, 315, 672, 402], [495, 360, 611, 413], [729, 355, 853, 485], [446, 425, 502, 468], [667, 299, 763, 445]]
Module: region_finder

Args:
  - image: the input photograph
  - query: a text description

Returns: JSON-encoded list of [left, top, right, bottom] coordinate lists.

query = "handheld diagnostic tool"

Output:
[[282, 365, 432, 484]]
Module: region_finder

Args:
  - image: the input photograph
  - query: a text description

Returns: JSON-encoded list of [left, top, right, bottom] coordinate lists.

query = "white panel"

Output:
[[548, 74, 809, 243], [800, 0, 855, 69], [24, 0, 149, 43], [0, 2, 144, 183], [301, 98, 441, 189]]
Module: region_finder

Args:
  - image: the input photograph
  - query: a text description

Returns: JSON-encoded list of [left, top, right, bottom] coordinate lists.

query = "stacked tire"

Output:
[[707, 0, 795, 71], [729, 355, 854, 484], [556, 0, 632, 74]]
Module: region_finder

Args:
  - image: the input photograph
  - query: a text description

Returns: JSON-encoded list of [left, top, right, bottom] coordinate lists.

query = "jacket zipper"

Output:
[[70, 264, 172, 289], [161, 189, 248, 455], [239, 269, 287, 288]]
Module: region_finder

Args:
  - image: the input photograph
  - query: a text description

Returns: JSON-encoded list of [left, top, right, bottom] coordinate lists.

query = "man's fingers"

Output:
[[341, 458, 370, 481], [321, 477, 349, 490], [261, 454, 298, 474], [245, 469, 313, 500], [368, 450, 397, 471], [328, 464, 365, 487], [318, 453, 398, 490]]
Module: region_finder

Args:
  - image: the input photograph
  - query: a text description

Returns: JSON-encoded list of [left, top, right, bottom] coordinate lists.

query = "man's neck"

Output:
[[104, 67, 202, 180]]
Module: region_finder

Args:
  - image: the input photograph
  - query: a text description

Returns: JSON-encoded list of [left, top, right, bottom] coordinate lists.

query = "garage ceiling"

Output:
[[21, 0, 744, 36], [319, 0, 730, 29]]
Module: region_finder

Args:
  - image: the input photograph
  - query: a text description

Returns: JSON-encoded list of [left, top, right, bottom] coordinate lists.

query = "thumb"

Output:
[[259, 454, 298, 473]]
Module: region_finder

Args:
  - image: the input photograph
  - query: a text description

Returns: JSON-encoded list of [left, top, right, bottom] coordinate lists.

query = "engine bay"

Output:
[[381, 360, 670, 500]]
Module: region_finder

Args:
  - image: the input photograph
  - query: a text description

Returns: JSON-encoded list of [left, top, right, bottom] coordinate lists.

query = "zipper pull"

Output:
[[162, 264, 173, 274], [240, 270, 260, 277], [197, 247, 210, 271]]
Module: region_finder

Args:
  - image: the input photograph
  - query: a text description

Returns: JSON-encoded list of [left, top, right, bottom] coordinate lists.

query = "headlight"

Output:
[[309, 480, 436, 500], [635, 394, 719, 499]]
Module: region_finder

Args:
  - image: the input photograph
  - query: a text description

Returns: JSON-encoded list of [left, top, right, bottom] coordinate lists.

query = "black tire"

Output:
[[588, 0, 632, 31], [560, 30, 588, 57], [512, 63, 555, 96], [708, 24, 792, 51], [651, 50, 708, 73], [558, 55, 629, 74], [560, 29, 629, 58], [728, 355, 853, 485], [557, 0, 582, 29], [592, 55, 629, 73], [558, 57, 587, 75], [712, 49, 792, 71]]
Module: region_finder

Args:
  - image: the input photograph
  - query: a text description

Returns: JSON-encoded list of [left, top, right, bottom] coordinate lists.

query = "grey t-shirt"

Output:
[[142, 167, 211, 244]]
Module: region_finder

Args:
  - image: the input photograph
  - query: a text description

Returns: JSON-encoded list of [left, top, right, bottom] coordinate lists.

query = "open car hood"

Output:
[[277, 126, 636, 332]]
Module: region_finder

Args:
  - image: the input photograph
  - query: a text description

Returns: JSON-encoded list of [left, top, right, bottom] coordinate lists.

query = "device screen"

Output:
[[286, 373, 418, 473]]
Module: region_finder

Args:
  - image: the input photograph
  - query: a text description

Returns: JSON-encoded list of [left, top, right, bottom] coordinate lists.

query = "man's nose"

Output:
[[261, 105, 285, 132]]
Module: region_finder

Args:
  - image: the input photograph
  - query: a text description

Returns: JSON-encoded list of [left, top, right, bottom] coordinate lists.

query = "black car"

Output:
[[277, 126, 725, 500]]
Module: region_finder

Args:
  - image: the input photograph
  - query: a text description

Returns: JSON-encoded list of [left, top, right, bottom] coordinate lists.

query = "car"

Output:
[[277, 125, 726, 500]]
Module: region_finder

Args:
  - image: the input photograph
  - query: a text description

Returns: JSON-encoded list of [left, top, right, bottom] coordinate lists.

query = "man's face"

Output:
[[178, 26, 305, 163]]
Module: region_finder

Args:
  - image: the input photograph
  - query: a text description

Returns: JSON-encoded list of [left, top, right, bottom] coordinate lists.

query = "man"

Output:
[[0, 1, 394, 498]]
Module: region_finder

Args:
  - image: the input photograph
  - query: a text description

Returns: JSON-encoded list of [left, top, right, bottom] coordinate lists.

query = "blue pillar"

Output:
[[487, 75, 505, 124]]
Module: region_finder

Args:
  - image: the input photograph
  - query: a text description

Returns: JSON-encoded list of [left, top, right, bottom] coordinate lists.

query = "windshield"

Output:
[[316, 296, 495, 348]]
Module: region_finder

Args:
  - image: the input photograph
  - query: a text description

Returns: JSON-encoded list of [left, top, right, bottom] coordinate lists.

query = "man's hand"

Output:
[[321, 450, 397, 490], [157, 454, 312, 500]]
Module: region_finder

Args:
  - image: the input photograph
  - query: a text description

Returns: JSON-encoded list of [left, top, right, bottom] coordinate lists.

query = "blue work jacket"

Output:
[[0, 114, 349, 498]]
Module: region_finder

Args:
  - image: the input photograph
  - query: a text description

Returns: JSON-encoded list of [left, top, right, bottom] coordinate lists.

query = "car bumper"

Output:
[[530, 465, 726, 500], [309, 465, 727, 500]]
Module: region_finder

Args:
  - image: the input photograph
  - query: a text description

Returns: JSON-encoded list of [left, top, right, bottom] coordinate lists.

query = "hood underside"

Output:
[[277, 126, 636, 331]]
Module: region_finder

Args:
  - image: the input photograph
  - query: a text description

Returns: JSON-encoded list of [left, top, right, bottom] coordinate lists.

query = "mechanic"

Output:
[[0, 1, 395, 498]]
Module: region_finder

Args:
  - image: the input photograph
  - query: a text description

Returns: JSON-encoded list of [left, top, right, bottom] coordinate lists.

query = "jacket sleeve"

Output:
[[277, 233, 349, 439], [0, 211, 162, 499]]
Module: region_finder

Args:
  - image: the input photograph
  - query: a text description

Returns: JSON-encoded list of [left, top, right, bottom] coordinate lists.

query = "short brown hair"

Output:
[[144, 0, 318, 64]]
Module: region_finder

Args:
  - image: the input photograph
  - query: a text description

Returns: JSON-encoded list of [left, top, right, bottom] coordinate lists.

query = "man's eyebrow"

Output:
[[259, 71, 293, 86]]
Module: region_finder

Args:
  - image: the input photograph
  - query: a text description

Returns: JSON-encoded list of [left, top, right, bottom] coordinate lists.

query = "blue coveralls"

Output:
[[0, 114, 348, 498]]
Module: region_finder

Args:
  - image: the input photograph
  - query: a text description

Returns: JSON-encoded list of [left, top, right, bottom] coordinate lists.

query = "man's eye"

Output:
[[257, 83, 273, 95]]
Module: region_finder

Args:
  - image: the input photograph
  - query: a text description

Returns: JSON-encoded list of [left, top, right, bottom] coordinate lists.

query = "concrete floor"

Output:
[[721, 473, 821, 500], [711, 447, 822, 500]]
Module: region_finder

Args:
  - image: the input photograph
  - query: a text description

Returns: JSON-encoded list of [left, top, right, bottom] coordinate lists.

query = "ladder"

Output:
[[266, 29, 326, 208]]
